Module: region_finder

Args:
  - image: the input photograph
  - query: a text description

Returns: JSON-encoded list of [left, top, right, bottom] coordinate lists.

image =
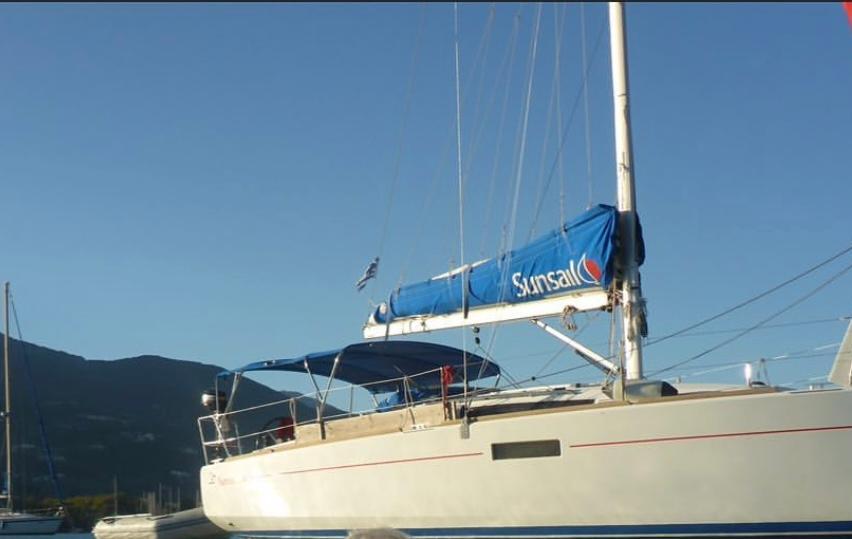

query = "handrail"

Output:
[[198, 360, 498, 463]]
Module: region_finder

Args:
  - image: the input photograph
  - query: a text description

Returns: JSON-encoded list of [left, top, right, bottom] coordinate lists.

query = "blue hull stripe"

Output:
[[239, 520, 852, 538]]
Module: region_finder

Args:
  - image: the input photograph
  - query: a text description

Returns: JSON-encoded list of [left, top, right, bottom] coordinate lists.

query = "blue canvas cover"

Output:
[[226, 341, 499, 394], [376, 385, 485, 411], [372, 204, 619, 325]]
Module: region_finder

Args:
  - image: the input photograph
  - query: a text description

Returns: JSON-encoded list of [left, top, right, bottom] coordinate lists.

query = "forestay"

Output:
[[364, 204, 623, 338]]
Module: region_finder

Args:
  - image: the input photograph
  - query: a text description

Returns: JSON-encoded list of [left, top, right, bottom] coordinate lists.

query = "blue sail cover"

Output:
[[373, 204, 619, 324]]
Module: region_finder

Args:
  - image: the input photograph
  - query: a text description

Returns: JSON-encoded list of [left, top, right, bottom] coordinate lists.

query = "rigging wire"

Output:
[[690, 344, 842, 373], [656, 316, 850, 338], [555, 3, 568, 228], [471, 341, 523, 389], [661, 341, 849, 387], [533, 346, 568, 380], [531, 311, 601, 380], [478, 7, 523, 258], [461, 5, 498, 180], [452, 2, 469, 397], [491, 313, 848, 390], [8, 295, 64, 503], [645, 242, 852, 349], [528, 5, 565, 240], [371, 5, 427, 297], [482, 3, 543, 363], [512, 344, 846, 390], [533, 345, 570, 378], [671, 350, 839, 379], [397, 7, 500, 287], [518, 255, 852, 384], [649, 258, 852, 377], [504, 2, 543, 262], [513, 361, 594, 388], [491, 315, 849, 365], [526, 14, 607, 242], [580, 2, 594, 209]]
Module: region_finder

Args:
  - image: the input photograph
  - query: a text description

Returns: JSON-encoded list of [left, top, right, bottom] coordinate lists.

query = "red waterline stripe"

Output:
[[570, 424, 852, 449], [279, 451, 484, 476]]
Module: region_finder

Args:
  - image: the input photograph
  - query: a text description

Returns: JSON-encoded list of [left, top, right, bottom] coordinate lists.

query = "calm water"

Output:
[[15, 536, 236, 539], [16, 533, 242, 539], [13, 536, 92, 539]]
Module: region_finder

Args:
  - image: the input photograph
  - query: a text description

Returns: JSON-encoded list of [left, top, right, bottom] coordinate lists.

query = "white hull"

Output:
[[93, 508, 228, 539], [0, 513, 62, 535], [200, 386, 852, 538]]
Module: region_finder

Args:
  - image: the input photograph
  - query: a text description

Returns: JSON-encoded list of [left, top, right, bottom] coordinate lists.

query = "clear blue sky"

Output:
[[1, 3, 850, 391]]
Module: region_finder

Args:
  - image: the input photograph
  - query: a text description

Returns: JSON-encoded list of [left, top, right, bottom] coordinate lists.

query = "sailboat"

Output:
[[197, 3, 852, 538], [0, 283, 64, 535]]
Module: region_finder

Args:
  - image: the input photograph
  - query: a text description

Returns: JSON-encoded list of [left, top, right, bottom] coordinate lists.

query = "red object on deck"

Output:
[[276, 417, 295, 441], [441, 365, 456, 390], [845, 2, 852, 29]]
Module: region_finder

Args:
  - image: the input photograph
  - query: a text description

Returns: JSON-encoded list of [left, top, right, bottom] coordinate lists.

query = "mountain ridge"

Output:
[[0, 333, 327, 502]]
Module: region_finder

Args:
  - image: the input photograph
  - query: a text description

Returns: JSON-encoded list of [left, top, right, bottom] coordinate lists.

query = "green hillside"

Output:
[[0, 335, 332, 504]]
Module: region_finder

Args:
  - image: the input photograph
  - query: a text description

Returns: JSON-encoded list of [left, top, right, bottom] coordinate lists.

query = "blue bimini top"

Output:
[[224, 340, 499, 394]]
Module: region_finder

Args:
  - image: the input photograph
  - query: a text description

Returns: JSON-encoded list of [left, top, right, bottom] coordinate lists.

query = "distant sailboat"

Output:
[[0, 283, 64, 535]]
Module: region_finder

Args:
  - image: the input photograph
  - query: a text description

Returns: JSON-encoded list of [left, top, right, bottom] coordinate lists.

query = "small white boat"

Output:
[[0, 509, 63, 535], [93, 507, 228, 539]]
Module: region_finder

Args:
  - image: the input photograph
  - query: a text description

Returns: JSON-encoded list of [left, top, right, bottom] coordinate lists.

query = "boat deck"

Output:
[[206, 384, 778, 462]]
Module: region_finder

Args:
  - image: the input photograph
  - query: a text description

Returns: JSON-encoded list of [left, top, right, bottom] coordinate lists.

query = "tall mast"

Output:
[[609, 3, 645, 380], [3, 282, 11, 510]]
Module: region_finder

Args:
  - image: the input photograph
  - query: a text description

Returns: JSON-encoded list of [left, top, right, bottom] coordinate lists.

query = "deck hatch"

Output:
[[491, 439, 561, 460]]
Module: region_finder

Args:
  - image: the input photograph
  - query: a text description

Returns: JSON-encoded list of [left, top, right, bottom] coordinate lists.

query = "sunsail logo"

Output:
[[512, 254, 603, 298]]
